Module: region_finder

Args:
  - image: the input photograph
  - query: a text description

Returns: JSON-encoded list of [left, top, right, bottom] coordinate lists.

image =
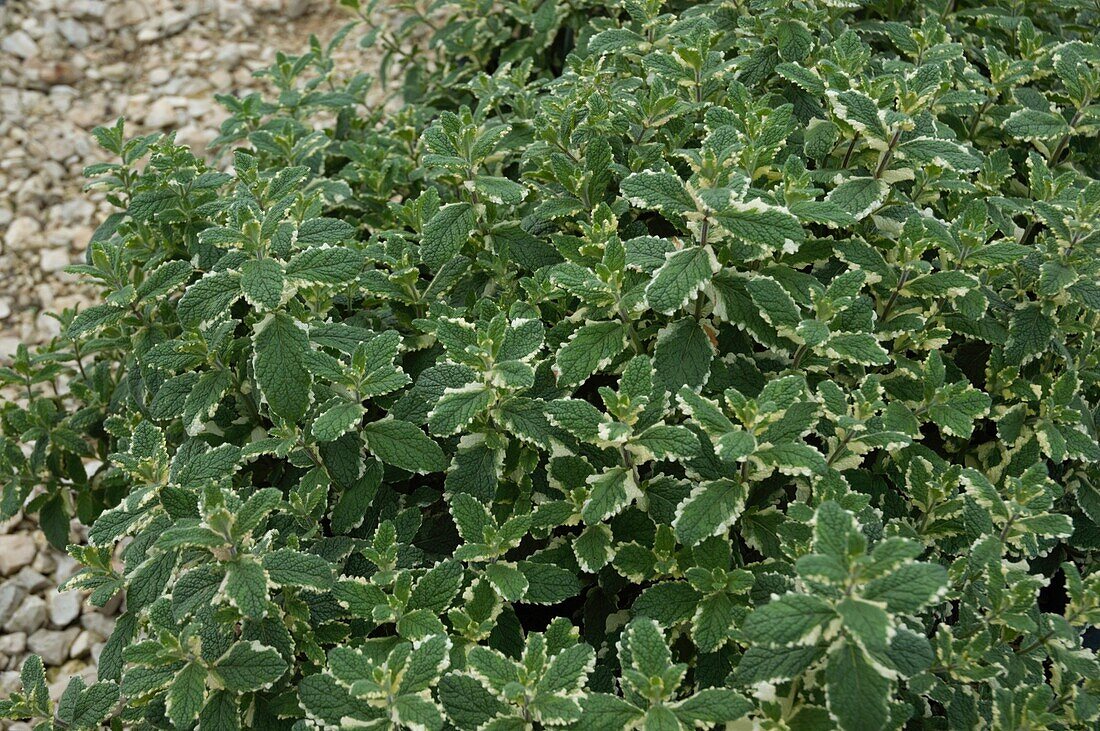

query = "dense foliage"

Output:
[[3, 0, 1100, 728]]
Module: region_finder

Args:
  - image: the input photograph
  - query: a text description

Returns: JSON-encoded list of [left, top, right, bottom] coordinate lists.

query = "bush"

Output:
[[3, 0, 1100, 728]]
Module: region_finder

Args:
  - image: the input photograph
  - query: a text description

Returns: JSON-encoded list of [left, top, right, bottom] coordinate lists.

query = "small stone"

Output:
[[0, 671, 21, 697], [13, 566, 51, 593], [0, 512, 22, 534], [31, 549, 56, 575], [28, 627, 80, 666], [144, 97, 178, 128], [3, 216, 41, 251], [58, 658, 90, 680], [286, 0, 311, 18], [71, 0, 106, 18], [53, 555, 81, 584], [99, 62, 129, 82], [58, 18, 90, 48], [4, 595, 47, 634], [0, 338, 20, 361], [69, 629, 95, 658], [0, 298, 10, 319], [162, 9, 192, 35], [0, 582, 28, 625], [39, 248, 71, 272], [2, 31, 39, 59], [0, 534, 36, 575], [0, 631, 26, 656], [148, 67, 171, 86], [107, 0, 148, 29], [45, 133, 76, 162], [30, 59, 83, 87], [48, 590, 82, 627], [209, 68, 232, 90], [80, 611, 115, 638]]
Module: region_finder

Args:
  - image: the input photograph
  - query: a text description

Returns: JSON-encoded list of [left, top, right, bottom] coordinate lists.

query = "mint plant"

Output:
[[3, 0, 1100, 728]]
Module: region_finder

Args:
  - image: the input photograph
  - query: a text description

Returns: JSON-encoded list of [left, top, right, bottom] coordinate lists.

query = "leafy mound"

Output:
[[3, 0, 1100, 729]]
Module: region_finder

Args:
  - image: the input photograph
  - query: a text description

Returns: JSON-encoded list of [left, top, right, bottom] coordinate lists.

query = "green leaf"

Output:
[[837, 597, 890, 657], [240, 258, 285, 310], [224, 557, 270, 619], [745, 275, 801, 336], [654, 318, 715, 393], [630, 425, 700, 462], [738, 645, 824, 684], [582, 694, 645, 731], [393, 692, 445, 730], [620, 171, 694, 214], [428, 383, 494, 436], [286, 246, 365, 285], [473, 175, 528, 204], [1004, 108, 1071, 141], [1004, 303, 1054, 365], [253, 312, 313, 422], [646, 245, 719, 315], [361, 418, 446, 473], [583, 467, 636, 524], [67, 304, 126, 339], [486, 562, 529, 600], [439, 673, 510, 730], [177, 271, 242, 328], [902, 270, 978, 298], [673, 479, 747, 546], [554, 321, 627, 387], [621, 617, 675, 679], [313, 400, 366, 442], [743, 594, 836, 646], [135, 260, 193, 303], [825, 177, 887, 220], [518, 561, 581, 604], [422, 202, 476, 270], [714, 199, 805, 249], [928, 382, 990, 438], [400, 634, 452, 694], [897, 137, 982, 172], [864, 562, 947, 613], [677, 387, 736, 436], [199, 691, 241, 731], [692, 592, 736, 652], [828, 89, 888, 139], [296, 217, 356, 245], [409, 560, 465, 613], [70, 681, 121, 728], [262, 549, 335, 589], [166, 663, 207, 729], [755, 442, 827, 476], [573, 523, 614, 574], [824, 332, 890, 366], [214, 641, 288, 692], [671, 688, 753, 726], [825, 641, 890, 731], [811, 501, 865, 564]]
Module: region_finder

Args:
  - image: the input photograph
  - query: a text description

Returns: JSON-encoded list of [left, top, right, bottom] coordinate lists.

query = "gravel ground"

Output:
[[0, 0, 367, 715]]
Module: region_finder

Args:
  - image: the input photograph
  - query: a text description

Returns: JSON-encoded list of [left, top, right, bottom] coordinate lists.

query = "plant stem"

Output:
[[841, 133, 861, 168]]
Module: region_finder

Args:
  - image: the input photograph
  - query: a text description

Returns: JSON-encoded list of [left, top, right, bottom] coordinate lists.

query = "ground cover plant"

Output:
[[3, 0, 1100, 728]]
